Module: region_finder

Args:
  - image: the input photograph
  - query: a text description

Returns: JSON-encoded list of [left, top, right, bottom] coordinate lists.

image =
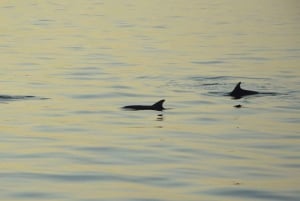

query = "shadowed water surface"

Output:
[[0, 1, 300, 201]]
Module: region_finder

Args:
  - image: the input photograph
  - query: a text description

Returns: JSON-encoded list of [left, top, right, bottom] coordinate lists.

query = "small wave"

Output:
[[12, 192, 62, 199], [207, 188, 298, 201], [0, 172, 184, 187], [191, 60, 225, 65], [0, 95, 34, 99], [0, 95, 49, 102]]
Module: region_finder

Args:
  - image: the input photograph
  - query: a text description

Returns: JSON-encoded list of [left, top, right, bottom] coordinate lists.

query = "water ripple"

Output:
[[207, 188, 298, 201], [0, 172, 185, 187], [12, 192, 63, 199]]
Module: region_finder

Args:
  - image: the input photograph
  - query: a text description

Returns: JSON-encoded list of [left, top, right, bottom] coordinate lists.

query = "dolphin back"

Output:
[[122, 99, 165, 111]]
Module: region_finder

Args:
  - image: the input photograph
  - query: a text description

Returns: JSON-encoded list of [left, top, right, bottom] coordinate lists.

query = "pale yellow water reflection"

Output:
[[1, 0, 300, 201]]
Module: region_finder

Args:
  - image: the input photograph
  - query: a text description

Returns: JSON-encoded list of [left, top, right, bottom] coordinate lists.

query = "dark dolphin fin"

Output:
[[229, 82, 242, 96], [151, 99, 165, 111], [235, 82, 242, 90], [229, 82, 260, 99]]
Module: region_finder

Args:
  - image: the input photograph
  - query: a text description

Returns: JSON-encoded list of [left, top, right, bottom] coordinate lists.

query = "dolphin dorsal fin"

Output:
[[152, 99, 165, 110], [231, 82, 242, 93], [235, 82, 242, 90]]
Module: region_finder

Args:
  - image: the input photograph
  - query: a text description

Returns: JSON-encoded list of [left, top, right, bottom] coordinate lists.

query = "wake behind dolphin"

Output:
[[122, 99, 166, 111]]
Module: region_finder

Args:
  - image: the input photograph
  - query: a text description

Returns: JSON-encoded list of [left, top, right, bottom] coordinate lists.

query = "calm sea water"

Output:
[[1, 1, 300, 201]]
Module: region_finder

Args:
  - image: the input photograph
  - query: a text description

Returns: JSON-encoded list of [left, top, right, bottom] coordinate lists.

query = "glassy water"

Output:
[[1, 1, 300, 201]]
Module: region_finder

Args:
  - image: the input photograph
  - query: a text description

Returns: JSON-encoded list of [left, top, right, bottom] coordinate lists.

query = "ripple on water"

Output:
[[205, 188, 298, 201], [12, 192, 63, 200], [0, 172, 185, 188]]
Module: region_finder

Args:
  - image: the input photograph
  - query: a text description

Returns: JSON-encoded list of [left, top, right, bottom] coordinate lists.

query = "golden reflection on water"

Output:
[[1, 0, 300, 200]]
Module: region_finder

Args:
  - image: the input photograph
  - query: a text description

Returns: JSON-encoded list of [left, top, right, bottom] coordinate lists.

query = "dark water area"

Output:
[[1, 1, 300, 201]]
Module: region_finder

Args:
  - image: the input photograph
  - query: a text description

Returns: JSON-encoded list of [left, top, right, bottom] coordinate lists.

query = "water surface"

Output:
[[1, 1, 300, 201]]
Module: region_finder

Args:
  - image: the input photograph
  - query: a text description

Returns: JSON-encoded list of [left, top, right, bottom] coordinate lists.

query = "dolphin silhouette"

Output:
[[122, 99, 165, 111], [229, 82, 259, 99]]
